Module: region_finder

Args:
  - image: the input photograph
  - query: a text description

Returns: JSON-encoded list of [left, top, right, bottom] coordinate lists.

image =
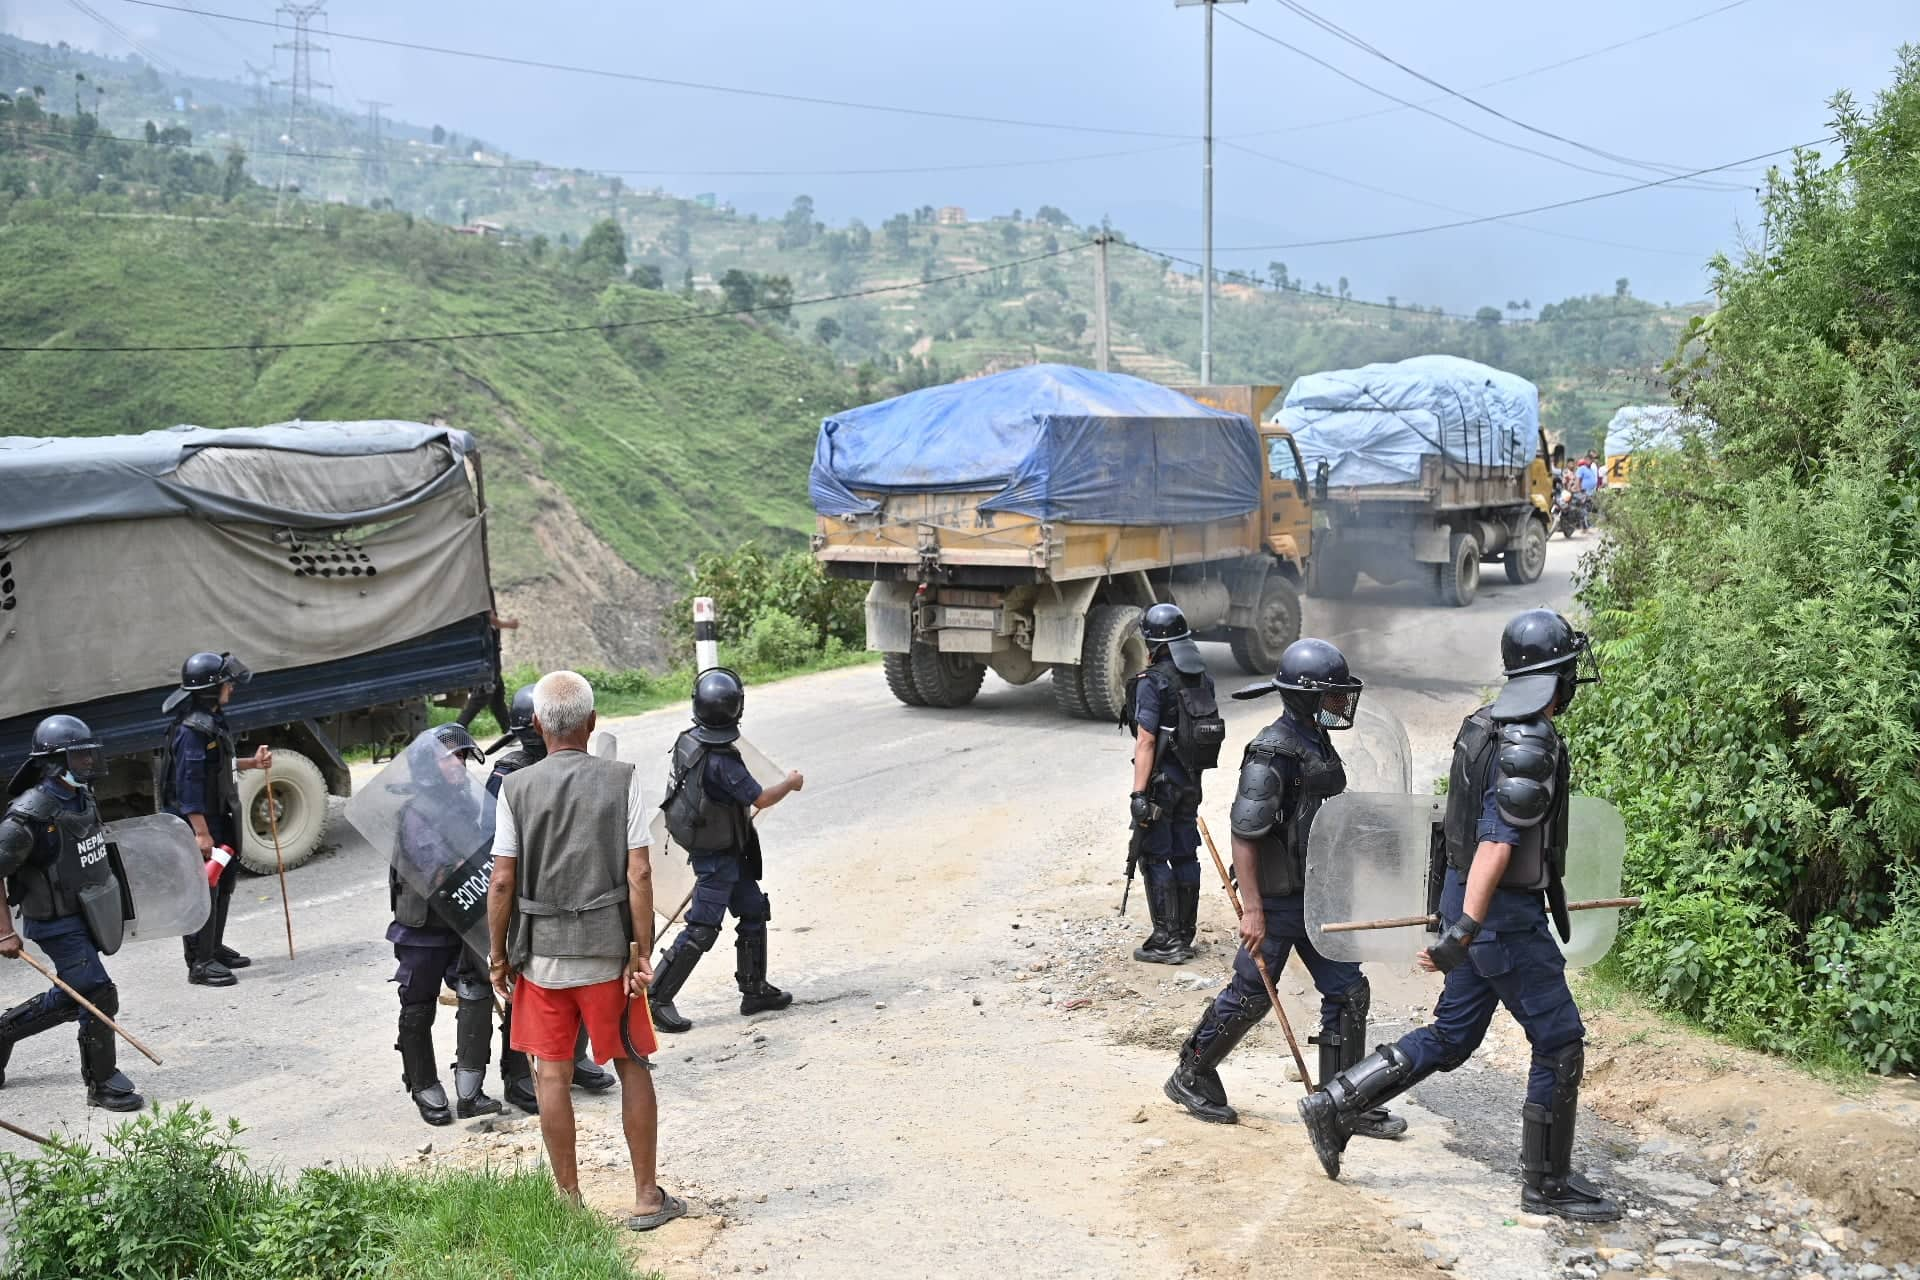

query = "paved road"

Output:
[[1, 539, 1641, 1278]]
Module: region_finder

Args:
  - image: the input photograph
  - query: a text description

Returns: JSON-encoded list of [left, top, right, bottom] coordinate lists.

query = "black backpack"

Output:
[[1126, 655, 1226, 774]]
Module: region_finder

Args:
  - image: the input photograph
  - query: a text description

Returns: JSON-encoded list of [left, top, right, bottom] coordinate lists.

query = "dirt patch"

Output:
[[1580, 998, 1920, 1257]]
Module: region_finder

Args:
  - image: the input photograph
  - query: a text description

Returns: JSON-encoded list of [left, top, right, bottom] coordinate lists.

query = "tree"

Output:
[[1337, 276, 1351, 301], [1474, 305, 1503, 327], [431, 124, 445, 145], [529, 234, 549, 261], [883, 213, 911, 256], [220, 147, 246, 202], [1269, 261, 1290, 290], [1000, 221, 1021, 250], [760, 273, 794, 323], [813, 316, 842, 345], [719, 268, 757, 312], [1614, 277, 1631, 300], [577, 218, 627, 276], [782, 194, 816, 248], [632, 262, 664, 290], [1035, 205, 1071, 227]]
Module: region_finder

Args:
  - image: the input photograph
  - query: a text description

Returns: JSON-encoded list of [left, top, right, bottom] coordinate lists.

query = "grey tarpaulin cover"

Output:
[[1280, 355, 1540, 486], [1604, 405, 1705, 454], [808, 363, 1263, 525], [0, 422, 491, 720]]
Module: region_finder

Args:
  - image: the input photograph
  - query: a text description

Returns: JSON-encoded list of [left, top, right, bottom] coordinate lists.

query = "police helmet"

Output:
[[1141, 603, 1191, 647], [507, 683, 542, 749], [29, 714, 103, 783], [432, 722, 487, 766], [1233, 637, 1363, 730], [691, 668, 745, 745], [1489, 609, 1598, 720], [165, 651, 252, 714]]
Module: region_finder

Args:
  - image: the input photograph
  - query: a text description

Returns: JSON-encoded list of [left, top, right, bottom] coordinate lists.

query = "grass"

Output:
[[377, 1165, 656, 1280]]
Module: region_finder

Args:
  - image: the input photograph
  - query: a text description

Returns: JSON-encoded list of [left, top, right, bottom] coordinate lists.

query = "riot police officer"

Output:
[[481, 685, 614, 1109], [1297, 610, 1621, 1222], [0, 716, 144, 1111], [1121, 603, 1223, 964], [648, 668, 804, 1033], [162, 651, 270, 988], [1164, 639, 1405, 1141]]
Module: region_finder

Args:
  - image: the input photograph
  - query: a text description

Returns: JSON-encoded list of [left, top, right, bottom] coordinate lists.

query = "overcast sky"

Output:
[[5, 0, 1912, 310]]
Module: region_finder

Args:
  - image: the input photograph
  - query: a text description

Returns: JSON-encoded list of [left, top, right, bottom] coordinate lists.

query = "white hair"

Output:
[[532, 670, 595, 737]]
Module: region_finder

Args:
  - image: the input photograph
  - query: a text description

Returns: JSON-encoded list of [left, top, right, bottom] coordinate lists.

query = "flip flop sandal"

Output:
[[626, 1190, 688, 1232]]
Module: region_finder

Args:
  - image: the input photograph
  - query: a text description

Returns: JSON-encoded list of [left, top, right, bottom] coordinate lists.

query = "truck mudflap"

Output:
[[865, 583, 915, 654], [1032, 580, 1099, 665]]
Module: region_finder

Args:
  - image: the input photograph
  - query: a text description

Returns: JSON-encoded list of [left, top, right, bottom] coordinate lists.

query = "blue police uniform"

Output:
[[10, 785, 115, 1022], [684, 753, 772, 939], [164, 707, 246, 980], [1132, 676, 1203, 892]]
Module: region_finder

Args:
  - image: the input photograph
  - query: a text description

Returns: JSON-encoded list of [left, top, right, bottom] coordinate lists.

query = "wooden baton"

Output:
[[1322, 897, 1644, 934], [1198, 817, 1315, 1092], [263, 762, 296, 961], [9, 950, 162, 1066], [0, 1117, 54, 1147]]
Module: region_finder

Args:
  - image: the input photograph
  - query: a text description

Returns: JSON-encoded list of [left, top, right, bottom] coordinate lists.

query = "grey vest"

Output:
[[501, 751, 635, 972]]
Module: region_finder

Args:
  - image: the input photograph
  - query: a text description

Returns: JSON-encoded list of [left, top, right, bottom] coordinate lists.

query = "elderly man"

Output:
[[486, 670, 685, 1232]]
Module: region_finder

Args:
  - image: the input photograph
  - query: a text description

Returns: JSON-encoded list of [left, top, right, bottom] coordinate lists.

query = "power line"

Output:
[[65, 0, 179, 76], [113, 0, 1192, 140], [0, 242, 1092, 354], [1144, 137, 1815, 252], [1227, 0, 1760, 142], [1216, 8, 1747, 193]]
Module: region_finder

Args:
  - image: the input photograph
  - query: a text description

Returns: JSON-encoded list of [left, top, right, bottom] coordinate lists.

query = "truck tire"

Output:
[[235, 748, 330, 875], [1079, 604, 1148, 723], [883, 652, 927, 707], [1229, 576, 1302, 676], [1308, 553, 1358, 600], [1504, 517, 1548, 585], [1052, 664, 1092, 718], [1437, 532, 1480, 608], [908, 643, 986, 709]]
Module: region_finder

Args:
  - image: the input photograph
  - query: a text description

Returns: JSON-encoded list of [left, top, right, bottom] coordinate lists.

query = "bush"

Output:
[[742, 608, 818, 670], [668, 542, 865, 664], [1569, 48, 1920, 1073]]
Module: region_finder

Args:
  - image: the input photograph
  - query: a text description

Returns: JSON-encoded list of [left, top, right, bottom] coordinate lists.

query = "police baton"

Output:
[[1198, 818, 1315, 1092], [263, 761, 296, 960], [0, 1117, 53, 1147], [8, 950, 163, 1066]]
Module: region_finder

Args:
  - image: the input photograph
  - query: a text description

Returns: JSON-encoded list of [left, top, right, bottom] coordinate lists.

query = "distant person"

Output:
[[0, 716, 144, 1111], [487, 671, 682, 1231], [1576, 458, 1599, 496], [1119, 604, 1222, 965], [162, 651, 271, 988], [455, 610, 522, 731], [647, 668, 804, 1034]]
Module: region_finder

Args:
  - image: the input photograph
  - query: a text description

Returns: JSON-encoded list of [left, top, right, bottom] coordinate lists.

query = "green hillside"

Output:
[[0, 206, 852, 652]]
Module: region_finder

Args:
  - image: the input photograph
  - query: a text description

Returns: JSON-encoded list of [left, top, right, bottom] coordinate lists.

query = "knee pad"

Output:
[[452, 973, 492, 1004], [83, 981, 120, 1019], [685, 923, 723, 953], [397, 1001, 437, 1034], [1538, 1039, 1583, 1108]]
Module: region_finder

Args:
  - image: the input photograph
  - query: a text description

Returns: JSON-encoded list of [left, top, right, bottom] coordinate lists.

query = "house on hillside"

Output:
[[937, 206, 967, 226]]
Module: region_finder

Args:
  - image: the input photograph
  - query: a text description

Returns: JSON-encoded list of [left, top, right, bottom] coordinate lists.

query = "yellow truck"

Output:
[[809, 367, 1312, 719]]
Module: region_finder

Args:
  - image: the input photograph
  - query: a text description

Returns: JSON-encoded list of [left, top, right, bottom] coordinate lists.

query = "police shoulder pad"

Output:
[[8, 786, 63, 823]]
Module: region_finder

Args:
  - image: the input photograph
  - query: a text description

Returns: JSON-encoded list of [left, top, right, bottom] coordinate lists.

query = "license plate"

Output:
[[940, 606, 997, 630]]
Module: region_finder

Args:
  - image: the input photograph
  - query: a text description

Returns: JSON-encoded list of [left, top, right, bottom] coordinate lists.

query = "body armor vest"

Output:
[[389, 788, 486, 932], [1125, 659, 1227, 780], [162, 707, 241, 826], [1245, 719, 1346, 898], [1443, 708, 1571, 892], [662, 732, 752, 855], [4, 784, 118, 927]]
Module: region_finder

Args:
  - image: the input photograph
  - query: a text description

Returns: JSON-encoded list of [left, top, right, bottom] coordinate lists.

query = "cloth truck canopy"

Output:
[[809, 363, 1263, 525]]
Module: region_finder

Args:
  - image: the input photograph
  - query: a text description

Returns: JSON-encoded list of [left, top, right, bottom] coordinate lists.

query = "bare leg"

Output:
[[533, 1056, 579, 1198], [614, 1057, 663, 1215]]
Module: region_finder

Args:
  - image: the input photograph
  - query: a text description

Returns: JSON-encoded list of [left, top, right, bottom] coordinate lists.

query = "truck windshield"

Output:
[[1267, 439, 1302, 482]]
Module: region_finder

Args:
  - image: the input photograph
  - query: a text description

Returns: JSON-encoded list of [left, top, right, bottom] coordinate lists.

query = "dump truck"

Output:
[[809, 365, 1313, 719], [1282, 355, 1560, 608], [0, 421, 500, 872]]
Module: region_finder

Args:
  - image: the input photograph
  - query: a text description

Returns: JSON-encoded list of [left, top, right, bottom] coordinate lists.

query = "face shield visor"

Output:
[[60, 741, 105, 784]]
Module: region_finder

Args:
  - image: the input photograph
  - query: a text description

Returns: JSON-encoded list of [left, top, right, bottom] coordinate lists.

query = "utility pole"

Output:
[[243, 61, 272, 159], [1176, 0, 1242, 385], [1093, 233, 1111, 372], [273, 2, 331, 221]]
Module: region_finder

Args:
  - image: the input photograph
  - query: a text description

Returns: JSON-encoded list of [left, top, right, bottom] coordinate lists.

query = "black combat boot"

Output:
[[570, 1027, 615, 1093], [498, 1005, 538, 1114], [1298, 1044, 1423, 1180], [1173, 881, 1201, 961], [736, 932, 793, 1016], [1132, 879, 1184, 965], [453, 995, 501, 1117], [396, 1003, 452, 1126], [1164, 1000, 1264, 1123], [1313, 988, 1409, 1142], [454, 1067, 502, 1119], [1520, 1090, 1628, 1228], [77, 986, 143, 1112], [648, 926, 716, 1034], [212, 892, 248, 968], [0, 996, 82, 1089]]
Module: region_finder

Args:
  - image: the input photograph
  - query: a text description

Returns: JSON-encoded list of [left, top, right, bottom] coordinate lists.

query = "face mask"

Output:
[[61, 770, 85, 788]]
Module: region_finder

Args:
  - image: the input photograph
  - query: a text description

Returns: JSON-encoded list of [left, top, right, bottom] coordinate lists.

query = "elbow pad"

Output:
[[0, 816, 33, 878], [1229, 759, 1283, 839], [1493, 718, 1558, 828]]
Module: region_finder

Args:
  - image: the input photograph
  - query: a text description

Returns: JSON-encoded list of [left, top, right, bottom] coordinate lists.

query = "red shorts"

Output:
[[509, 975, 658, 1063]]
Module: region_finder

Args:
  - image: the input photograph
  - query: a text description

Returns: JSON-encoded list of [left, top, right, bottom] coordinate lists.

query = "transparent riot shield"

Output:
[[106, 813, 211, 941], [1557, 797, 1626, 968], [590, 731, 619, 761], [1304, 793, 1442, 964], [645, 735, 785, 928], [1343, 701, 1413, 795], [343, 728, 495, 957]]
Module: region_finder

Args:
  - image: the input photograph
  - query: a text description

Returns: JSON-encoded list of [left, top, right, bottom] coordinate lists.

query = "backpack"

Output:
[[1126, 654, 1226, 774]]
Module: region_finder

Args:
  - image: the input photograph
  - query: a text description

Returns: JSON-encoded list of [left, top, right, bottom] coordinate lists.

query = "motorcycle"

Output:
[[1554, 488, 1592, 539]]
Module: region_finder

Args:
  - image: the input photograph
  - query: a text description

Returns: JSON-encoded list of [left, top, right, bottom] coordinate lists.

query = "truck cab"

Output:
[[1172, 384, 1313, 575]]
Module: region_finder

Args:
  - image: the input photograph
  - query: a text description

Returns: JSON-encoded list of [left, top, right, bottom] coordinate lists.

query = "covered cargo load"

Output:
[[1604, 404, 1703, 454], [1280, 355, 1540, 487], [808, 363, 1263, 526]]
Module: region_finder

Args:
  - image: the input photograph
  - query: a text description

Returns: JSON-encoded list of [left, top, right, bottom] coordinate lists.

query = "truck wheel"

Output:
[[1437, 532, 1480, 608], [909, 643, 986, 709], [1308, 553, 1357, 599], [1229, 576, 1302, 675], [1079, 604, 1148, 722], [1052, 664, 1092, 718], [1504, 518, 1549, 585], [883, 652, 927, 707], [235, 748, 330, 875]]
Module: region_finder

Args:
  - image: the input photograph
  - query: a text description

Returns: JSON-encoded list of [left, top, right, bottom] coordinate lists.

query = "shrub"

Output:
[[741, 608, 818, 670], [668, 542, 864, 663]]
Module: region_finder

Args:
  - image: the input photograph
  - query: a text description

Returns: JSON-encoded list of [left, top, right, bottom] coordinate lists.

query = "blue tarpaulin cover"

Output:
[[808, 364, 1263, 525], [1279, 355, 1540, 487]]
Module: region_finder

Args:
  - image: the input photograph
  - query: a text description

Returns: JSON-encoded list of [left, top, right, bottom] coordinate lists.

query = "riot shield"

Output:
[[343, 729, 495, 958], [1304, 792, 1629, 967], [107, 814, 210, 941], [645, 735, 786, 927], [590, 731, 619, 761], [1343, 702, 1413, 795]]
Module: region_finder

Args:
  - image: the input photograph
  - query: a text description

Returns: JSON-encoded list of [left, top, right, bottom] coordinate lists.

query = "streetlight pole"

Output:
[[1177, 0, 1242, 385]]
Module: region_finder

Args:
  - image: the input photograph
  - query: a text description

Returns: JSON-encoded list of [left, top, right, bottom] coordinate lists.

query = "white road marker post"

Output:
[[694, 596, 720, 673]]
